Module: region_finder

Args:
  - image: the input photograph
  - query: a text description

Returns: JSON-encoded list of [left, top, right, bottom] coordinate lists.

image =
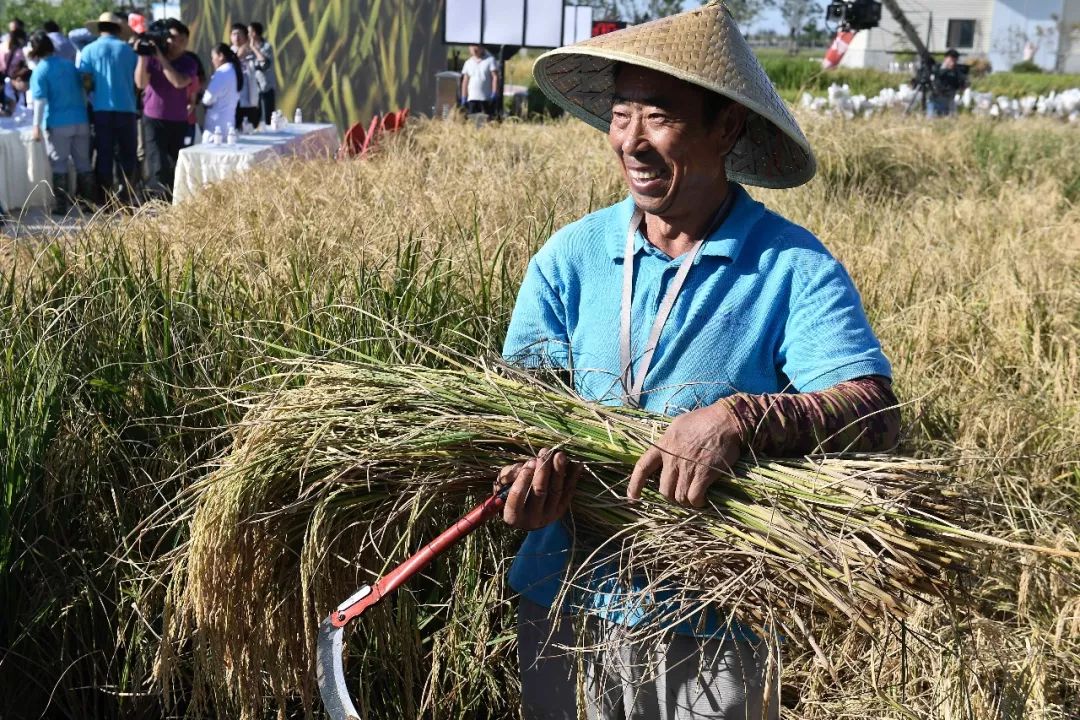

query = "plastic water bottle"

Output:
[[293, 107, 303, 124], [226, 124, 237, 146], [213, 125, 223, 145], [270, 110, 281, 130]]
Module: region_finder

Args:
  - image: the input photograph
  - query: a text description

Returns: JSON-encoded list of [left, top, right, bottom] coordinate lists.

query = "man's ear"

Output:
[[713, 103, 748, 156]]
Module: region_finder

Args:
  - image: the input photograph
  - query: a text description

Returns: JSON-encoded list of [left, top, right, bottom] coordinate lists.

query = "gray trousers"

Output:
[[518, 598, 779, 720], [43, 123, 91, 175]]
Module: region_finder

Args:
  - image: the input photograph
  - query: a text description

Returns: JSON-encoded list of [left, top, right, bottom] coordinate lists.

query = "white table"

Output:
[[172, 123, 339, 204], [0, 113, 52, 213]]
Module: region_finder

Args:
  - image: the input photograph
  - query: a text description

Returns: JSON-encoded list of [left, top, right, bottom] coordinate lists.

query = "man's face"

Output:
[[166, 29, 188, 57], [247, 25, 259, 41], [8, 21, 18, 34], [943, 55, 957, 69], [609, 65, 743, 218], [231, 28, 248, 46], [469, 45, 482, 58]]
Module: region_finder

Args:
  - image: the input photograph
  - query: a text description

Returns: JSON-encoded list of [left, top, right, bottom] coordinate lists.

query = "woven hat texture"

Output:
[[85, 12, 134, 39], [533, 1, 816, 189]]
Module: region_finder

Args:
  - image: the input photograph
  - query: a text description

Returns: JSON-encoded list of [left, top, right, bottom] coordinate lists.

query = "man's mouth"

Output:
[[626, 166, 669, 196], [628, 168, 663, 181]]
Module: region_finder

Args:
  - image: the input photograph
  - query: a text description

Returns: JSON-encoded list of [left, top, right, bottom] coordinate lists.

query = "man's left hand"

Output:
[[627, 402, 742, 508], [30, 126, 41, 142]]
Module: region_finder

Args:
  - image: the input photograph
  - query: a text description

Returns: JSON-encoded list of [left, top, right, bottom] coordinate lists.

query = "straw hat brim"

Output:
[[86, 15, 134, 40], [533, 3, 816, 190]]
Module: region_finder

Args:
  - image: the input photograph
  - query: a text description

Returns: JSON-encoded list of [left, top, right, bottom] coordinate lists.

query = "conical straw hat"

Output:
[[533, 1, 815, 189]]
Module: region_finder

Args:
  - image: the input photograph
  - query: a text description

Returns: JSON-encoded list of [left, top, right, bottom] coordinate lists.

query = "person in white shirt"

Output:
[[460, 44, 499, 117], [201, 43, 242, 136]]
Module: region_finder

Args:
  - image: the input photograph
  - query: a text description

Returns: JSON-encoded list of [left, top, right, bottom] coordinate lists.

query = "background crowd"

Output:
[[0, 11, 279, 211]]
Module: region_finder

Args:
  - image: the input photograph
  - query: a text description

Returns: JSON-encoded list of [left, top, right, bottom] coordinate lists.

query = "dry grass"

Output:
[[3, 113, 1079, 718]]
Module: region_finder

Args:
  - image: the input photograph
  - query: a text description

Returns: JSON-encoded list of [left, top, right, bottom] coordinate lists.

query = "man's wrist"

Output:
[[714, 395, 755, 450]]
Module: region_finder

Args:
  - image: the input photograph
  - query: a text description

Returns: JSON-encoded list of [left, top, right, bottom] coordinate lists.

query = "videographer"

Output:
[[927, 48, 967, 118], [134, 18, 197, 199]]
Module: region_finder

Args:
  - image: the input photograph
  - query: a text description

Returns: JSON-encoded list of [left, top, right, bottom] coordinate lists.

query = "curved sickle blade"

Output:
[[317, 616, 362, 720]]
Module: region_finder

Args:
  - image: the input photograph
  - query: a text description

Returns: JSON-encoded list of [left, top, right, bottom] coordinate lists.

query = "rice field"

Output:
[[1, 113, 1079, 719]]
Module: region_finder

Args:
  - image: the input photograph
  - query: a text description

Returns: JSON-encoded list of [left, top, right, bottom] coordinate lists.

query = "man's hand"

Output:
[[627, 402, 743, 508], [496, 448, 580, 530], [31, 125, 41, 142]]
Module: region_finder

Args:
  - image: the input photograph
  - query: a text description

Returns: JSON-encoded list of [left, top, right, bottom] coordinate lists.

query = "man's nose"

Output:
[[619, 114, 648, 156]]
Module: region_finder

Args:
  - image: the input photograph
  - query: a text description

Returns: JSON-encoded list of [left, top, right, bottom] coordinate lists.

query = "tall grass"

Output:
[[1, 114, 1079, 718]]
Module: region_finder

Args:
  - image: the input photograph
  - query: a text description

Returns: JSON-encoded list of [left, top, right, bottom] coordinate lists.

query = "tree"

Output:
[[575, 0, 682, 24], [777, 0, 821, 51], [641, 0, 685, 20], [721, 0, 775, 29], [3, 0, 110, 33]]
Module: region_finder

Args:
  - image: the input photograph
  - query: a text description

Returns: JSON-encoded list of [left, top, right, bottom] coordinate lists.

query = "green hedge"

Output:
[[758, 55, 1080, 100], [758, 56, 907, 97], [971, 72, 1080, 96]]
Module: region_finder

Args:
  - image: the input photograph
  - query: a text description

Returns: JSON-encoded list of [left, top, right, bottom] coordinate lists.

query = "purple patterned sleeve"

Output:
[[718, 376, 901, 456]]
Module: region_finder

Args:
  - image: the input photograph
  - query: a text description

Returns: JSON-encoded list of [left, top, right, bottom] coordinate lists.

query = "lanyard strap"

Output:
[[619, 195, 734, 408]]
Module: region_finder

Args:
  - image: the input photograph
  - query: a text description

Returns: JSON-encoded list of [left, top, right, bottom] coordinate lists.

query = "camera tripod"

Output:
[[904, 62, 935, 115]]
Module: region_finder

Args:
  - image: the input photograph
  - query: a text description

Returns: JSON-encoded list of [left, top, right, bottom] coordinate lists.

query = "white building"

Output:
[[841, 0, 1080, 73]]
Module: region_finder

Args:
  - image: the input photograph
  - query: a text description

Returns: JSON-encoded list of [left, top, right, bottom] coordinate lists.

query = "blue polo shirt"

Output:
[[77, 35, 137, 113], [502, 183, 891, 637], [29, 57, 88, 129]]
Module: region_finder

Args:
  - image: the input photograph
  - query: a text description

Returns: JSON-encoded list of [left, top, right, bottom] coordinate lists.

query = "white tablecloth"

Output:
[[173, 123, 339, 204], [0, 114, 53, 213]]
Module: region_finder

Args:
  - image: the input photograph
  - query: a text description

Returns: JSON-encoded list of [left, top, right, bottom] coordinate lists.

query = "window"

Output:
[[947, 19, 976, 49]]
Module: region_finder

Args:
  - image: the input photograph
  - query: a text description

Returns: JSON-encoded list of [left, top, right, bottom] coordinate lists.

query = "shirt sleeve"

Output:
[[255, 43, 273, 72], [502, 253, 571, 370], [778, 236, 891, 392], [202, 68, 223, 105], [29, 68, 46, 102]]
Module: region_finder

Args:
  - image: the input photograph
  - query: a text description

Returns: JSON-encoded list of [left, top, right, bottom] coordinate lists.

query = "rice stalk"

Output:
[[163, 356, 1077, 716]]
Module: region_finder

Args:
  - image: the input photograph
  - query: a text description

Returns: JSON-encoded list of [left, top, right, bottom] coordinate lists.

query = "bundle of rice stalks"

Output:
[[160, 358, 1076, 715]]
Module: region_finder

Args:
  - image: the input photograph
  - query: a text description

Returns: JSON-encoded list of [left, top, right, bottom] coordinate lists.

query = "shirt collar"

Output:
[[607, 183, 766, 264]]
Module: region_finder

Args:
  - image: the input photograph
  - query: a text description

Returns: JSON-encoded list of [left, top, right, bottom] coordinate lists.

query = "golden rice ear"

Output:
[[533, 2, 817, 189]]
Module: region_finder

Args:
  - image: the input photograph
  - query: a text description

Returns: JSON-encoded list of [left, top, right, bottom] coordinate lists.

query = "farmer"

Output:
[[498, 3, 901, 719]]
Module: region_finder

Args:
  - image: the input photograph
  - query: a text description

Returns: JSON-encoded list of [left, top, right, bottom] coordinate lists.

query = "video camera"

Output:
[[825, 0, 882, 31], [134, 19, 170, 56]]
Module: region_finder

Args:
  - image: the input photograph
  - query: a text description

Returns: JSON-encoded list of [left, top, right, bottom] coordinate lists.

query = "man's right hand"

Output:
[[496, 448, 580, 530]]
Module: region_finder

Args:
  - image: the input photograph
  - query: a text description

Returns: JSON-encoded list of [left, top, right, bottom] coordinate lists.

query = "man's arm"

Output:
[[628, 377, 901, 508], [720, 375, 900, 456], [134, 54, 150, 90], [490, 67, 499, 99], [252, 42, 272, 71], [157, 52, 192, 89]]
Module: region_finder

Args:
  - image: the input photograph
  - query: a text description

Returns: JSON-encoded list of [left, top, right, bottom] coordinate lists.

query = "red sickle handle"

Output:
[[329, 485, 510, 628]]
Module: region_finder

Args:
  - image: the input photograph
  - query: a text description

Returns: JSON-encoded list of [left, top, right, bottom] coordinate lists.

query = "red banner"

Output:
[[822, 30, 856, 70], [591, 20, 626, 37]]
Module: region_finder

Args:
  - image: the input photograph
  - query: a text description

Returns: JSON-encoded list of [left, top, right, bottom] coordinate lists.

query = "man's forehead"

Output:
[[612, 65, 703, 106]]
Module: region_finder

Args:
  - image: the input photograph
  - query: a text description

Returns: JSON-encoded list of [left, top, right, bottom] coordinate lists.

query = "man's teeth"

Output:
[[629, 169, 662, 181]]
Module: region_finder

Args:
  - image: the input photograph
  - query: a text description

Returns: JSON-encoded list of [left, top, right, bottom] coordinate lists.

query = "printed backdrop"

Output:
[[182, 0, 445, 127]]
